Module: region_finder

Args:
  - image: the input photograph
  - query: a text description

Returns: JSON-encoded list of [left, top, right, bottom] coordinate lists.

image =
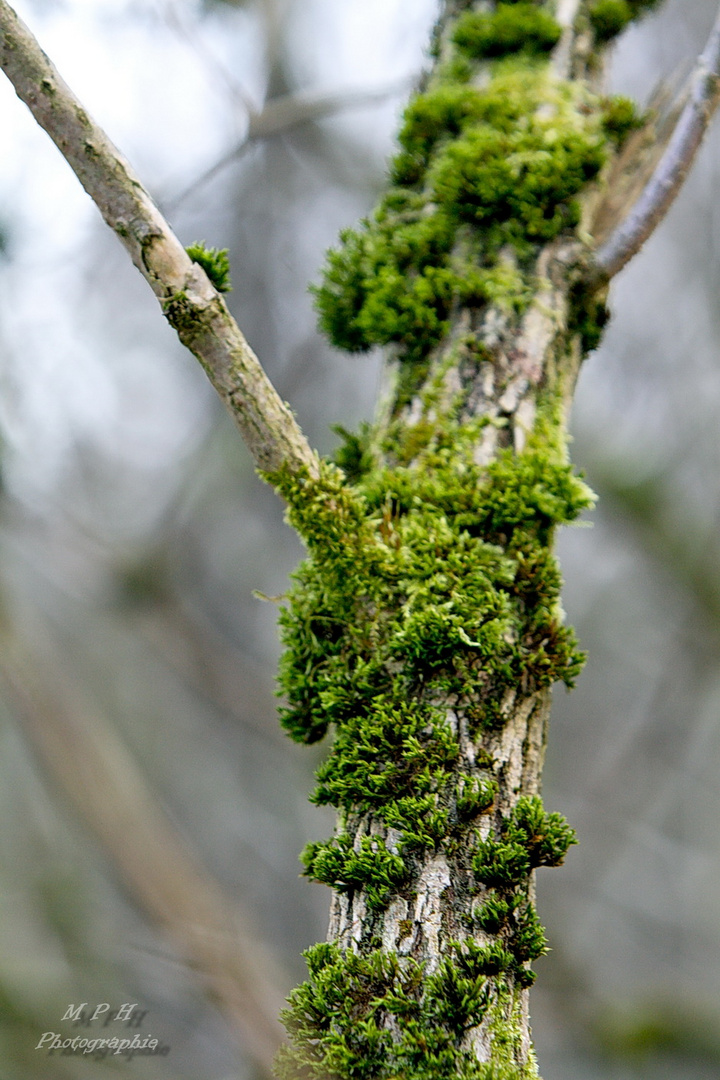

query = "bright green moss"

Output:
[[507, 795, 578, 867], [429, 126, 602, 242], [185, 241, 232, 292], [273, 437, 590, 751], [476, 893, 520, 935], [452, 4, 562, 61], [456, 776, 499, 821], [391, 84, 489, 185], [310, 700, 459, 812], [313, 63, 610, 364], [271, 428, 587, 913]]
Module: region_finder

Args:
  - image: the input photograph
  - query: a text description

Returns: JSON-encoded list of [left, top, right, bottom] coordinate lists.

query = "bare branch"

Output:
[[0, 0, 318, 481], [595, 7, 720, 280], [166, 78, 412, 211]]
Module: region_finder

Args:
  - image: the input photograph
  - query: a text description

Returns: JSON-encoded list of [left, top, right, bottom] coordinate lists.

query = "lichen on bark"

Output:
[[271, 2, 656, 1077]]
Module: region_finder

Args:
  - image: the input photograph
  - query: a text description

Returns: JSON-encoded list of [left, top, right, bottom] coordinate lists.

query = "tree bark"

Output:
[[272, 3, 638, 1077]]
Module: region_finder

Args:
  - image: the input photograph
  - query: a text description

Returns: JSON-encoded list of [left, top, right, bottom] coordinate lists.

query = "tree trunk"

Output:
[[273, 2, 651, 1077], [1, 0, 716, 1076]]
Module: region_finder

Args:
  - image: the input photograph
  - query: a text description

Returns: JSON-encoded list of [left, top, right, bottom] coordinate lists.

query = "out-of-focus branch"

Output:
[[129, 595, 290, 750], [0, 628, 287, 1078], [0, 0, 318, 481], [591, 460, 720, 635], [595, 6, 720, 279], [168, 79, 413, 211]]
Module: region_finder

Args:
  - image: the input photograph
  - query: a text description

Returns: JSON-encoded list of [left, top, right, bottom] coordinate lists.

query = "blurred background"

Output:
[[0, 0, 719, 1077]]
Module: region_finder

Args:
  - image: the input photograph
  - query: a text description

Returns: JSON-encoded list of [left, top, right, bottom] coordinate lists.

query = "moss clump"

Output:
[[302, 833, 408, 913], [330, 422, 374, 483], [185, 241, 232, 292], [568, 278, 610, 355], [589, 0, 632, 41], [601, 95, 645, 147], [274, 436, 591, 751], [452, 4, 562, 61], [474, 796, 577, 888], [313, 63, 609, 365], [277, 942, 540, 1080], [310, 699, 459, 815], [270, 418, 588, 910], [428, 90, 605, 244], [588, 0, 662, 43]]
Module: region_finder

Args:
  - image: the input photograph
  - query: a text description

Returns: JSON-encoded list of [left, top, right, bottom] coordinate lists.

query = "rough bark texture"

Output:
[[273, 3, 660, 1078]]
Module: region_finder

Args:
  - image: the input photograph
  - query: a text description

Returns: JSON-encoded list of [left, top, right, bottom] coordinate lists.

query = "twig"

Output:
[[166, 79, 413, 212], [596, 6, 720, 280], [0, 0, 318, 481]]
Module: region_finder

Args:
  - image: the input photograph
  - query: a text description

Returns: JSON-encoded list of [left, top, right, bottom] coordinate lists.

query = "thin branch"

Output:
[[595, 6, 720, 280], [161, 0, 260, 117], [0, 0, 318, 481], [166, 78, 413, 212]]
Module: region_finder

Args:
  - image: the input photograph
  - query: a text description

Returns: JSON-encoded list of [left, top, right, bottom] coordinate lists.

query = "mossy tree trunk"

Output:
[[273, 3, 660, 1078], [1, 0, 715, 1076]]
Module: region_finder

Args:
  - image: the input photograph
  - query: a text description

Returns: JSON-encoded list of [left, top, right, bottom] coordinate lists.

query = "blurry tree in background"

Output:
[[0, 1, 719, 1078]]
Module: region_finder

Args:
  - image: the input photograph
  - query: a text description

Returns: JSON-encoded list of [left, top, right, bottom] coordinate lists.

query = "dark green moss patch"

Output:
[[452, 4, 562, 61], [474, 797, 577, 887], [568, 278, 610, 354], [302, 832, 408, 913], [588, 0, 662, 43], [277, 943, 538, 1080], [331, 422, 374, 483], [601, 95, 644, 147]]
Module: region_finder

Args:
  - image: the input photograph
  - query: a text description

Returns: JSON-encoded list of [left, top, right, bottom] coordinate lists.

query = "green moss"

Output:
[[273, 435, 590, 752], [429, 100, 605, 244], [185, 241, 232, 292], [276, 3, 627, 1074], [588, 0, 632, 41], [474, 797, 577, 887], [392, 84, 489, 185], [331, 422, 374, 483], [271, 426, 586, 914], [313, 62, 610, 365], [452, 4, 562, 61], [601, 95, 644, 147], [568, 278, 610, 354], [302, 832, 408, 913], [588, 0, 662, 43], [456, 776, 499, 821], [277, 944, 540, 1080], [476, 893, 519, 935]]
